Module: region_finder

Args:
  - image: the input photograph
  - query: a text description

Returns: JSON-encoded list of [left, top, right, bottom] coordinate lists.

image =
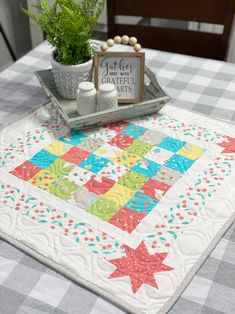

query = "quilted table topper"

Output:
[[0, 103, 235, 314]]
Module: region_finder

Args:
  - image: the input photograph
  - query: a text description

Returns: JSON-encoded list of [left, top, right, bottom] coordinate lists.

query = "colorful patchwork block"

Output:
[[59, 130, 87, 145], [83, 127, 117, 142], [145, 147, 173, 164], [141, 179, 170, 200], [71, 187, 99, 210], [158, 136, 186, 153], [10, 161, 41, 181], [165, 154, 195, 173], [99, 162, 129, 182], [131, 158, 160, 178], [125, 139, 154, 157], [95, 143, 122, 159], [109, 207, 145, 233], [87, 197, 120, 221], [111, 151, 142, 168], [120, 123, 147, 138], [84, 175, 115, 195], [106, 120, 130, 132], [118, 170, 148, 190], [45, 158, 74, 178], [78, 138, 105, 152], [108, 133, 134, 150], [29, 169, 58, 191], [68, 166, 94, 186], [153, 165, 182, 185], [49, 178, 78, 201], [177, 143, 205, 160], [140, 130, 166, 145], [80, 154, 109, 173], [29, 149, 58, 169], [125, 191, 158, 214], [61, 147, 90, 165], [104, 184, 135, 206], [44, 141, 72, 156]]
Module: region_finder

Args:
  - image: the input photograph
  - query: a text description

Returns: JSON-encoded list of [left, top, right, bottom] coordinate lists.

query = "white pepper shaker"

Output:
[[76, 82, 97, 116], [97, 83, 118, 112]]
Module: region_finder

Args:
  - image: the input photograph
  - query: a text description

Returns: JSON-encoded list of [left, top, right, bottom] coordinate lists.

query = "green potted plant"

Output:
[[21, 0, 105, 99]]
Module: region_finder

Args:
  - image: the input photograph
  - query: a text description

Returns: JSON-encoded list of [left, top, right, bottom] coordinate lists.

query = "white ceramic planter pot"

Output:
[[51, 54, 93, 100]]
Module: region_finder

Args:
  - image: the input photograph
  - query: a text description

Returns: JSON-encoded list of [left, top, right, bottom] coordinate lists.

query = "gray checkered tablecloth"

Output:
[[0, 42, 235, 314]]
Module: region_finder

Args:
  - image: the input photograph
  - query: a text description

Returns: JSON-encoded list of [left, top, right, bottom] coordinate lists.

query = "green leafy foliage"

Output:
[[21, 0, 105, 65]]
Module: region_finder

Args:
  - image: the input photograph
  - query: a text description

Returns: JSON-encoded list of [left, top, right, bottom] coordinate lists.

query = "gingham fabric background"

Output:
[[0, 42, 235, 314]]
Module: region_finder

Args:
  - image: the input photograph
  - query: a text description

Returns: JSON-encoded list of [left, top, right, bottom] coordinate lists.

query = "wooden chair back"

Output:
[[107, 0, 235, 60]]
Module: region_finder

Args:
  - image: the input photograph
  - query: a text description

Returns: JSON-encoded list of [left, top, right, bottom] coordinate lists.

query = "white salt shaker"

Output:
[[76, 82, 97, 116], [97, 83, 118, 112]]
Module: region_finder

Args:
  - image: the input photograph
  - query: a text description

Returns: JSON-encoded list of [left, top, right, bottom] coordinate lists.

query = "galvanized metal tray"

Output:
[[35, 66, 170, 130]]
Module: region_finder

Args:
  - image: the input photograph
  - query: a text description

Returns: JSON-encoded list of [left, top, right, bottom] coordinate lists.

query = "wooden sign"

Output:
[[94, 51, 145, 104]]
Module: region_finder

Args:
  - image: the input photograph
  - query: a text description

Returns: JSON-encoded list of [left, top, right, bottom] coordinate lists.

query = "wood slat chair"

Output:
[[107, 0, 235, 60]]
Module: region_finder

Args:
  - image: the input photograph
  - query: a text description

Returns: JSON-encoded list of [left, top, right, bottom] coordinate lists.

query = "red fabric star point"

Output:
[[108, 241, 173, 293], [218, 136, 235, 153]]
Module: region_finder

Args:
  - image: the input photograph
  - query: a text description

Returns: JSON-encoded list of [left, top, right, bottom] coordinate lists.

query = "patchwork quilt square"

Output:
[[83, 127, 117, 142], [61, 147, 90, 165], [120, 123, 147, 138], [158, 136, 186, 153], [49, 178, 79, 201], [109, 207, 145, 233], [10, 161, 41, 181], [153, 165, 182, 185], [118, 170, 149, 190], [87, 197, 121, 221], [84, 175, 115, 195], [177, 143, 205, 160], [98, 162, 129, 182], [59, 130, 88, 145], [95, 143, 122, 159], [68, 166, 95, 186], [78, 137, 105, 152], [71, 187, 99, 210], [145, 147, 174, 164], [29, 169, 58, 191], [44, 141, 72, 156], [104, 183, 135, 206], [108, 133, 134, 150], [140, 130, 167, 145], [131, 158, 160, 178], [29, 149, 58, 169], [141, 179, 170, 201], [111, 151, 142, 168], [125, 139, 154, 157], [80, 154, 109, 173], [106, 120, 130, 132], [45, 158, 74, 178], [125, 191, 158, 214], [165, 154, 195, 173]]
